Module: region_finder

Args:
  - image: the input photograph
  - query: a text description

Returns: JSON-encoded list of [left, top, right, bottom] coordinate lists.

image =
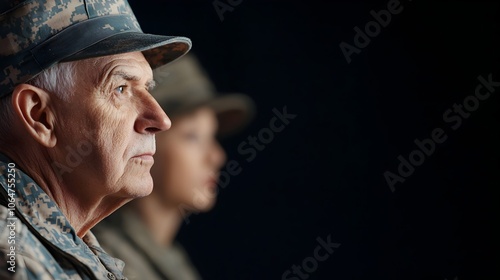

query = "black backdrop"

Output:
[[129, 1, 499, 279]]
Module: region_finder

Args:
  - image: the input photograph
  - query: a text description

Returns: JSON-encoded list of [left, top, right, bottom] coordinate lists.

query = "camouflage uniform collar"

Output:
[[105, 207, 201, 279], [0, 154, 126, 279]]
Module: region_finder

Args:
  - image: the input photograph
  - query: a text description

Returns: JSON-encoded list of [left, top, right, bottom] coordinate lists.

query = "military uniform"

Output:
[[0, 154, 126, 280], [93, 208, 201, 280]]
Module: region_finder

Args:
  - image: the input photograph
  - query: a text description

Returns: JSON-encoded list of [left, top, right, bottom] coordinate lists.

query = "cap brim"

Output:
[[166, 93, 255, 137], [201, 93, 256, 137], [63, 32, 191, 69]]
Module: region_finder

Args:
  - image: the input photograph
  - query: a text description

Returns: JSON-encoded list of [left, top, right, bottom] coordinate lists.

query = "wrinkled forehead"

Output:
[[75, 52, 153, 86]]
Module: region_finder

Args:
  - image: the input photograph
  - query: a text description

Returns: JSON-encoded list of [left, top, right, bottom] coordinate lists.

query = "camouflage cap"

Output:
[[0, 0, 192, 98]]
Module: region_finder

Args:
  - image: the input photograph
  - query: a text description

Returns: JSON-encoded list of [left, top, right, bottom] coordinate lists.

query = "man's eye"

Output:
[[114, 85, 126, 94]]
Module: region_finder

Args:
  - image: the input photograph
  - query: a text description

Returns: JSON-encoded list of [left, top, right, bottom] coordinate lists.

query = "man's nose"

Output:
[[135, 92, 171, 134]]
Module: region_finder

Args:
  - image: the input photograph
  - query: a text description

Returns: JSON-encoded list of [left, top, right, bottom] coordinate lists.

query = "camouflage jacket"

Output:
[[93, 208, 201, 280], [0, 154, 126, 280]]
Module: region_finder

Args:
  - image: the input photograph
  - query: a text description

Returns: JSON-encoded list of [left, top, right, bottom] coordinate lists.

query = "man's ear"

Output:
[[11, 84, 57, 148]]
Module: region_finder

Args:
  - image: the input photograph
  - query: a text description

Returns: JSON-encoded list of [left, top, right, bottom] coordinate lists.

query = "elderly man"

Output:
[[0, 0, 190, 279]]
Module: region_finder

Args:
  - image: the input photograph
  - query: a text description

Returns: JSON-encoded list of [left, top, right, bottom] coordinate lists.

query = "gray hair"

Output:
[[26, 62, 77, 102], [0, 62, 77, 144]]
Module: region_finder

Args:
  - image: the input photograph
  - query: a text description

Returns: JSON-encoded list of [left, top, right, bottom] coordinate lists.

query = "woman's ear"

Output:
[[11, 84, 57, 148]]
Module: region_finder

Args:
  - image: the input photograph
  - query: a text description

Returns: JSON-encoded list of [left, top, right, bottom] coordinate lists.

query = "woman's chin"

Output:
[[190, 195, 217, 212]]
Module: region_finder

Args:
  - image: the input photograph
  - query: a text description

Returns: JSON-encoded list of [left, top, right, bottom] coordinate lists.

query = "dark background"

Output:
[[129, 1, 499, 279]]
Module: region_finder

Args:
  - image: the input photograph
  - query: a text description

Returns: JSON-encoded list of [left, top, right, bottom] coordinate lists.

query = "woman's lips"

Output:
[[205, 177, 218, 189]]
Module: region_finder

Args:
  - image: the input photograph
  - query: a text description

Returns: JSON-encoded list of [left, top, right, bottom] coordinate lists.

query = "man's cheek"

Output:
[[98, 110, 129, 148]]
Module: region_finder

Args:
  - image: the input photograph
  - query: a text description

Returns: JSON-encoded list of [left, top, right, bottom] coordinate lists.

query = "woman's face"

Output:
[[150, 106, 226, 212]]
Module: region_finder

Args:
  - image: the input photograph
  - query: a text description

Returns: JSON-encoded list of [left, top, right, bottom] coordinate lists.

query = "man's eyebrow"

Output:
[[112, 71, 156, 91], [112, 71, 140, 81]]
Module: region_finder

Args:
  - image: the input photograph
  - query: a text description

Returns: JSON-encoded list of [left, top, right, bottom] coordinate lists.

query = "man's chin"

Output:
[[120, 177, 154, 198]]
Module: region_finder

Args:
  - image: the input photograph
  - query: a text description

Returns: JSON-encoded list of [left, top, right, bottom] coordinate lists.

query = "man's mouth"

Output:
[[132, 152, 155, 162]]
